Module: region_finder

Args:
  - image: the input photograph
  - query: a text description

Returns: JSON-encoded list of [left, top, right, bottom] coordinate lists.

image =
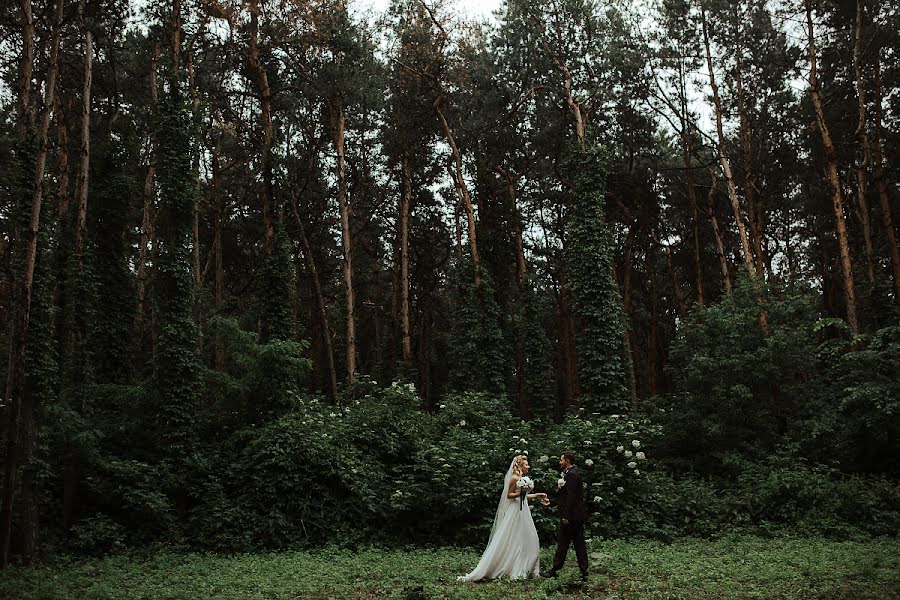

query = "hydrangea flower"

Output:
[[634, 469, 640, 476], [616, 445, 624, 453], [627, 461, 637, 469], [636, 452, 646, 460], [616, 486, 624, 493], [538, 455, 549, 463], [593, 496, 602, 503], [459, 420, 466, 426], [624, 450, 633, 458], [585, 459, 594, 467], [632, 440, 641, 448]]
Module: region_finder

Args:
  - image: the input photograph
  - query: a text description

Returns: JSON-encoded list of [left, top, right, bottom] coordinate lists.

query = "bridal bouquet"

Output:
[[516, 476, 534, 510]]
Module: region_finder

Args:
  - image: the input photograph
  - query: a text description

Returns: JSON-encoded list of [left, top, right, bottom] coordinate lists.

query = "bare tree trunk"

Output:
[[735, 50, 765, 279], [248, 0, 275, 255], [872, 47, 900, 304], [210, 146, 225, 370], [701, 8, 757, 280], [434, 93, 480, 284], [73, 0, 93, 260], [622, 219, 639, 404], [16, 0, 34, 139], [289, 182, 337, 401], [329, 99, 356, 386], [0, 0, 64, 569], [806, 0, 860, 333], [852, 0, 875, 285], [400, 147, 413, 364], [707, 169, 732, 293]]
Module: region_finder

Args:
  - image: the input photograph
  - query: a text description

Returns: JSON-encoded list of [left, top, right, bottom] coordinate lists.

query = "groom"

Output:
[[541, 451, 588, 582]]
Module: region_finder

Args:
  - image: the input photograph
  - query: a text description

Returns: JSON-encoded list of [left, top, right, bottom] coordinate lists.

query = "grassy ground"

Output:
[[1, 536, 897, 599]]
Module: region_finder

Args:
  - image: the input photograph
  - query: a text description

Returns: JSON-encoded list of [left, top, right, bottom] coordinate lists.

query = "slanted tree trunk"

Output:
[[806, 0, 859, 332], [290, 189, 338, 403], [434, 92, 480, 284], [0, 0, 64, 569], [701, 8, 756, 280], [871, 46, 900, 304]]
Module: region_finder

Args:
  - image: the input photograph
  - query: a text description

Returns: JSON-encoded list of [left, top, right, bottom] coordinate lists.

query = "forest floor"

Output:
[[0, 535, 898, 599]]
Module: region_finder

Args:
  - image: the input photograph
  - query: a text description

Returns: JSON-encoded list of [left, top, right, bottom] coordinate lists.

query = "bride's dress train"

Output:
[[458, 461, 540, 581]]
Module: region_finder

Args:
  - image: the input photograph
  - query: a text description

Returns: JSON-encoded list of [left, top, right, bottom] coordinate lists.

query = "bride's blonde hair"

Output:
[[511, 454, 529, 477]]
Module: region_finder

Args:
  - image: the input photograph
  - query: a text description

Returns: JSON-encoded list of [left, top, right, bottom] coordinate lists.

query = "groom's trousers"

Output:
[[552, 519, 588, 576]]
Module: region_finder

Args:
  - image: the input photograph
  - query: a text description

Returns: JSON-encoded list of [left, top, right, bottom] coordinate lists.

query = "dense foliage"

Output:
[[0, 0, 897, 567]]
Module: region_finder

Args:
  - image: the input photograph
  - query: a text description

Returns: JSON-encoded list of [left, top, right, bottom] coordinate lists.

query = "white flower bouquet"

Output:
[[517, 476, 535, 510]]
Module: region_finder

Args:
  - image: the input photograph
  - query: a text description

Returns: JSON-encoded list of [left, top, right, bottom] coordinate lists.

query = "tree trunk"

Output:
[[622, 219, 639, 404], [329, 99, 356, 386], [871, 47, 900, 304], [0, 0, 64, 569], [211, 146, 225, 370], [496, 164, 529, 417], [735, 50, 765, 279], [16, 0, 34, 139], [136, 43, 160, 346], [73, 0, 93, 260], [54, 96, 70, 218], [706, 169, 732, 293], [248, 0, 275, 255], [434, 92, 480, 284], [400, 147, 413, 365], [291, 190, 337, 403], [701, 7, 757, 280], [852, 0, 875, 285], [806, 0, 860, 333]]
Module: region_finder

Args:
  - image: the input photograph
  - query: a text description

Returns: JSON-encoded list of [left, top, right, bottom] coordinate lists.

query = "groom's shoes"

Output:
[[540, 570, 558, 578]]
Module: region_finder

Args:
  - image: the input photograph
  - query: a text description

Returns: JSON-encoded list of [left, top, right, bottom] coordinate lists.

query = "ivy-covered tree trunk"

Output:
[[565, 145, 631, 413], [153, 76, 200, 457], [0, 0, 64, 569]]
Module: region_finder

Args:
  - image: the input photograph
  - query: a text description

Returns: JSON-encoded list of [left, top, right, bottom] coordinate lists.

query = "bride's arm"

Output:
[[506, 476, 520, 499]]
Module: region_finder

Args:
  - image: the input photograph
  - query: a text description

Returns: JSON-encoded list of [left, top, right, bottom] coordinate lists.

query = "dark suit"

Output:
[[547, 465, 588, 576]]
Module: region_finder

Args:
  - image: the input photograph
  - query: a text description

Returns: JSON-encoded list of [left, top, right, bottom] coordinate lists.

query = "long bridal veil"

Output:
[[458, 458, 540, 581]]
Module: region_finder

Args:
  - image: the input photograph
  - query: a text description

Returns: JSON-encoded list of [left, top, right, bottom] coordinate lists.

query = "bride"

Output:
[[458, 454, 547, 581]]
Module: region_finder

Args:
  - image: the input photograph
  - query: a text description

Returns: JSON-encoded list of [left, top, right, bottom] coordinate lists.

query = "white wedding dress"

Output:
[[458, 459, 541, 581]]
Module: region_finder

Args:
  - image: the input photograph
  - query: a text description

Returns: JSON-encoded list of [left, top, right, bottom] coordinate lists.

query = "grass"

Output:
[[0, 535, 898, 599]]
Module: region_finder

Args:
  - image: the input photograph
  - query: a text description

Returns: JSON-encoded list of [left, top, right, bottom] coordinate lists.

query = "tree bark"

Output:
[[135, 44, 160, 348], [290, 189, 338, 403], [400, 146, 413, 364], [248, 0, 275, 255], [0, 0, 64, 569], [329, 98, 356, 386], [805, 0, 860, 333], [211, 145, 225, 370], [871, 46, 900, 304], [434, 92, 480, 284], [73, 0, 93, 260], [15, 0, 34, 139], [852, 0, 875, 285], [735, 49, 765, 279], [701, 7, 757, 280], [706, 169, 732, 293]]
